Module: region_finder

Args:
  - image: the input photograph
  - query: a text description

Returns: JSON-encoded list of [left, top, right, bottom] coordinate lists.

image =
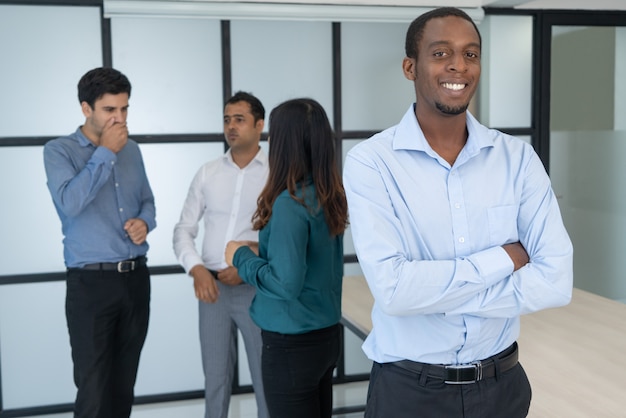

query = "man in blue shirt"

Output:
[[44, 67, 156, 418], [343, 7, 573, 417]]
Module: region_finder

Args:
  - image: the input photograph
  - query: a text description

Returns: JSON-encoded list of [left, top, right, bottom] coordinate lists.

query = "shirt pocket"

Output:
[[487, 205, 519, 246]]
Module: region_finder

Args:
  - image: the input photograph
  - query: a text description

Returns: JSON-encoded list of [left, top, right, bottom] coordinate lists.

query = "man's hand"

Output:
[[190, 265, 219, 303], [503, 242, 530, 271], [100, 117, 128, 153], [216, 266, 243, 286], [124, 218, 147, 245]]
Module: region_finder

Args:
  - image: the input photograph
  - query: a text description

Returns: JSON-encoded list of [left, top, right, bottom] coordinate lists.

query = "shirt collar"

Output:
[[392, 104, 495, 155], [74, 126, 96, 148], [224, 146, 268, 168]]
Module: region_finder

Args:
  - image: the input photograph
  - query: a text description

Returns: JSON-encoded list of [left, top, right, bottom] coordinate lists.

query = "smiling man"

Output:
[[343, 7, 573, 418]]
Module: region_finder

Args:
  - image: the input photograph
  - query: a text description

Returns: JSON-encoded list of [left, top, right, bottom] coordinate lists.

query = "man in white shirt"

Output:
[[173, 92, 269, 418]]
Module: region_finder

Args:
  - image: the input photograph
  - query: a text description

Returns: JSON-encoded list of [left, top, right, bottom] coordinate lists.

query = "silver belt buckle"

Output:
[[444, 362, 482, 384], [117, 260, 135, 273]]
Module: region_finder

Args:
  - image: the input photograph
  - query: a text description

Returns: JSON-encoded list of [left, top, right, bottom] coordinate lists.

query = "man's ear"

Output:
[[80, 101, 92, 118], [402, 57, 417, 81], [256, 118, 265, 132]]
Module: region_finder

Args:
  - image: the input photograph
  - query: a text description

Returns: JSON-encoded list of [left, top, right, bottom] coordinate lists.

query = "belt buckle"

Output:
[[444, 362, 482, 384], [117, 260, 135, 273]]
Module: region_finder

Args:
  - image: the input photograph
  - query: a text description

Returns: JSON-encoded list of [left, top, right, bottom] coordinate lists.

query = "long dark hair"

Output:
[[253, 98, 348, 236]]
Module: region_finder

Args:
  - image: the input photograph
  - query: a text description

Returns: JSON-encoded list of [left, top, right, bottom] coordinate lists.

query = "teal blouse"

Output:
[[233, 183, 343, 334]]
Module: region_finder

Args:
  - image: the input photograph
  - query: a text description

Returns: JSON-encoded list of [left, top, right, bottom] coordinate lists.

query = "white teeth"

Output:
[[443, 83, 465, 91]]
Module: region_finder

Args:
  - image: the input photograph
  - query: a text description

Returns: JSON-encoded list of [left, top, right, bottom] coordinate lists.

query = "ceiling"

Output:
[[483, 0, 626, 10], [175, 0, 626, 9], [103, 0, 626, 22]]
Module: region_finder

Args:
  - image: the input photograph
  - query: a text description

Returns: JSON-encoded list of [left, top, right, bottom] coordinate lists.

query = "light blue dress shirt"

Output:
[[44, 127, 156, 268], [343, 105, 573, 365]]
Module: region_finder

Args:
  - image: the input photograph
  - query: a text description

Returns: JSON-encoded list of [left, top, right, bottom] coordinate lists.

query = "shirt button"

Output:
[[119, 208, 124, 212], [455, 203, 461, 209], [459, 237, 465, 243]]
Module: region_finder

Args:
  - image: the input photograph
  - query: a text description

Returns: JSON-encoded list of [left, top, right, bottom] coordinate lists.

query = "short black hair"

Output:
[[77, 67, 131, 109], [225, 91, 265, 122], [405, 7, 481, 60]]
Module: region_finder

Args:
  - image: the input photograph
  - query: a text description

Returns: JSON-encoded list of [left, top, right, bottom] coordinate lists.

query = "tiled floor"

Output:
[[21, 381, 368, 418]]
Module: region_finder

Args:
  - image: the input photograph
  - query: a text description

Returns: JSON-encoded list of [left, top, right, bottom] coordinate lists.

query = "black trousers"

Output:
[[261, 323, 341, 418], [65, 265, 150, 418], [365, 356, 532, 418]]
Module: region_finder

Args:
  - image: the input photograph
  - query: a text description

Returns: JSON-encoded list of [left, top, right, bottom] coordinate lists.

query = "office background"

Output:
[[1, 0, 625, 416]]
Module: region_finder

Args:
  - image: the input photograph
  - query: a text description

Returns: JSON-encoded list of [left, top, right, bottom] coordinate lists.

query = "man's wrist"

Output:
[[189, 264, 205, 277]]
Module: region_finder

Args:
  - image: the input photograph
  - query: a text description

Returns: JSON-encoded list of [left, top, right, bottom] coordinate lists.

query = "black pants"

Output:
[[365, 357, 532, 418], [261, 324, 341, 418], [65, 265, 150, 418]]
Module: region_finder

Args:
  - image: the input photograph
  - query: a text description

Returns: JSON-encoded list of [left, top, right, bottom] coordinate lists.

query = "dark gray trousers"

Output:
[[365, 359, 532, 418]]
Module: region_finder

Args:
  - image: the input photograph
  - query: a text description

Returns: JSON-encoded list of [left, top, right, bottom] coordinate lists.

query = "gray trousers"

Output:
[[199, 281, 268, 418]]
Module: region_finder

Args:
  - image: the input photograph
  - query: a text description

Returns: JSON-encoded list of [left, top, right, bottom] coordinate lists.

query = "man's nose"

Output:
[[448, 54, 468, 73], [113, 110, 127, 123]]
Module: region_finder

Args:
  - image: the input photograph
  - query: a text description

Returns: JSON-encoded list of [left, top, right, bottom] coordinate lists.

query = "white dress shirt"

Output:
[[173, 148, 269, 273], [343, 105, 573, 365]]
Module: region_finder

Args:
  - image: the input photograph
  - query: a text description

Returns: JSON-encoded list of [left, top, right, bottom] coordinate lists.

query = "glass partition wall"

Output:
[[547, 19, 626, 303]]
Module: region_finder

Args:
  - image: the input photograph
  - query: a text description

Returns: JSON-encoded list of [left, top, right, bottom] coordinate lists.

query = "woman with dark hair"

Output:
[[225, 98, 349, 418]]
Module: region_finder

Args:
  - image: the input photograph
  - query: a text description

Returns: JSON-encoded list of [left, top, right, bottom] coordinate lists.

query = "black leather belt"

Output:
[[78, 256, 147, 273], [391, 342, 518, 384]]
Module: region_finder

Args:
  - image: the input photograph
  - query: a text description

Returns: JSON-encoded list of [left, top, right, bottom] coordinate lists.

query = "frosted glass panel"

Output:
[[0, 281, 74, 408], [231, 20, 333, 128], [0, 275, 206, 407], [135, 273, 204, 394], [342, 139, 365, 256], [550, 130, 626, 302], [0, 5, 102, 138], [550, 25, 626, 303], [341, 22, 414, 131], [141, 142, 225, 266], [478, 15, 532, 128], [0, 147, 65, 275], [111, 18, 224, 134], [344, 326, 371, 375]]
